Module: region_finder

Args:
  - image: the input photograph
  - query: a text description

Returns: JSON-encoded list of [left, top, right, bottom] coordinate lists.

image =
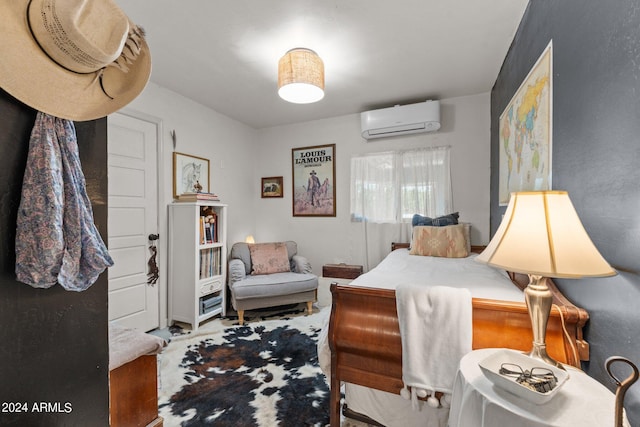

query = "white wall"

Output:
[[121, 82, 257, 325], [117, 86, 490, 321], [125, 82, 258, 245], [253, 93, 491, 274]]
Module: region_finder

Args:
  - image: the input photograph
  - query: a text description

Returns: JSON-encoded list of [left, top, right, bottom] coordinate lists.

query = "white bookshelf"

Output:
[[168, 201, 227, 331]]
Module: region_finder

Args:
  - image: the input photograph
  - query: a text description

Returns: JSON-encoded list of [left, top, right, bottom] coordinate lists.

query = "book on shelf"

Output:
[[204, 222, 213, 243], [199, 216, 206, 245], [199, 247, 222, 279], [199, 207, 218, 244], [200, 220, 217, 243], [175, 192, 220, 202], [211, 213, 217, 242]]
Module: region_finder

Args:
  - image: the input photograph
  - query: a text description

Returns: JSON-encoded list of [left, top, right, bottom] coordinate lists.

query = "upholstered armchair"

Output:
[[228, 241, 318, 325]]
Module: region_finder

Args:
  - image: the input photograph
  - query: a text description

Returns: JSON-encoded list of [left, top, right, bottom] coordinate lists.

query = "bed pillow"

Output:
[[409, 224, 470, 258], [249, 242, 291, 275], [412, 212, 459, 227], [460, 222, 472, 254]]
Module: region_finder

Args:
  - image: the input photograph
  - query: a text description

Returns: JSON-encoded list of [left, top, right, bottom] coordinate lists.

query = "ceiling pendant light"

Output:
[[278, 48, 324, 104]]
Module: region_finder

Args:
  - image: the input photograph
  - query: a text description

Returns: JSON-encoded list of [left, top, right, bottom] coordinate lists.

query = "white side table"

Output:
[[449, 348, 629, 427]]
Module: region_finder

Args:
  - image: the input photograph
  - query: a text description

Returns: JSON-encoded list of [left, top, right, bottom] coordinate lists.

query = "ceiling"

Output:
[[117, 0, 529, 129]]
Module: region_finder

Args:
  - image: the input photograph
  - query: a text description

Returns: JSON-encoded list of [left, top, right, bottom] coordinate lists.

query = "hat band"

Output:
[[25, 18, 114, 101], [26, 0, 95, 76], [27, 0, 113, 99], [27, 6, 113, 99], [26, 0, 145, 103], [26, 0, 114, 100]]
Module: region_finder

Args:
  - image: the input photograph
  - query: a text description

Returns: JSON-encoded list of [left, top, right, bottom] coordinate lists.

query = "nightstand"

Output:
[[318, 263, 363, 307], [449, 348, 629, 427]]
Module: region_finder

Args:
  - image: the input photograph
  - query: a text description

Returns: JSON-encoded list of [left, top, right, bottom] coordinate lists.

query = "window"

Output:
[[350, 146, 452, 223]]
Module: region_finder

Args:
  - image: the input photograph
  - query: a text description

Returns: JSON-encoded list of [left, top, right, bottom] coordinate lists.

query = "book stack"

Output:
[[199, 211, 218, 244], [200, 294, 223, 315], [176, 192, 220, 202], [199, 248, 221, 279]]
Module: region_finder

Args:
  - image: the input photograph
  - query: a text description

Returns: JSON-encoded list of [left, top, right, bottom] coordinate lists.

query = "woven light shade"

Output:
[[278, 48, 324, 104]]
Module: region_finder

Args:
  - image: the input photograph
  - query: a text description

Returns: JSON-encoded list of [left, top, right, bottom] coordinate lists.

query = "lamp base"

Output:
[[527, 344, 565, 370], [524, 274, 566, 370]]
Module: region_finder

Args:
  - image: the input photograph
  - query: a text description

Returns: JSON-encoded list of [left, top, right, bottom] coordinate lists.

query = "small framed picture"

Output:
[[261, 176, 284, 198], [173, 152, 210, 198]]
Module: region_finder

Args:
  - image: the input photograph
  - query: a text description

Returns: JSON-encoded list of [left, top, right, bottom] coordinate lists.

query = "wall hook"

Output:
[[170, 129, 177, 150]]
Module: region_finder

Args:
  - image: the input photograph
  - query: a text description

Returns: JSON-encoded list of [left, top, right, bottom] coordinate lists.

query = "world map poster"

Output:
[[499, 41, 552, 205]]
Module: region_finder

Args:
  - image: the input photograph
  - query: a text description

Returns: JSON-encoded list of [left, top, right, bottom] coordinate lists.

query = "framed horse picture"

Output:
[[173, 152, 210, 198], [291, 144, 336, 217]]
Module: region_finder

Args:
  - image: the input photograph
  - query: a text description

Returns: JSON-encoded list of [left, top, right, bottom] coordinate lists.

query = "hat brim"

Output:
[[0, 0, 151, 121]]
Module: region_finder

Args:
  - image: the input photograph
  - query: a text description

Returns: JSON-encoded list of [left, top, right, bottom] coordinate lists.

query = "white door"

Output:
[[107, 112, 160, 331]]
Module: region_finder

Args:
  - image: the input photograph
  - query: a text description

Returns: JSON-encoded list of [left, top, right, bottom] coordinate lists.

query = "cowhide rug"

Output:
[[158, 306, 334, 426]]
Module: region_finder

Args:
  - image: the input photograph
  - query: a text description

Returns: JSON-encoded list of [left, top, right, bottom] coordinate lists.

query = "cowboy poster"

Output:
[[291, 144, 336, 216]]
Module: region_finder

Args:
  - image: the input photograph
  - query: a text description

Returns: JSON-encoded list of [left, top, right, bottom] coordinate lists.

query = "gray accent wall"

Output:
[[491, 1, 640, 424]]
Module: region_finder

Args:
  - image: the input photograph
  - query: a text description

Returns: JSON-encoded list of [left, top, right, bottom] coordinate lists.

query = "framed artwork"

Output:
[[173, 152, 210, 198], [261, 176, 284, 198], [291, 144, 336, 217], [499, 40, 553, 205]]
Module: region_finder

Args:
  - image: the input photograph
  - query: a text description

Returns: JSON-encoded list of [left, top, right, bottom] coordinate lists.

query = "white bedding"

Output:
[[349, 248, 524, 302], [317, 248, 525, 427]]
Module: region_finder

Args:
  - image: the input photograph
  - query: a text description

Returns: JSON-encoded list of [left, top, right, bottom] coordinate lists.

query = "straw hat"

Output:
[[0, 0, 151, 121]]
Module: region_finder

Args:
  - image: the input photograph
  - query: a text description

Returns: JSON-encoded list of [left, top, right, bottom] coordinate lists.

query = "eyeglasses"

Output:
[[499, 363, 558, 393]]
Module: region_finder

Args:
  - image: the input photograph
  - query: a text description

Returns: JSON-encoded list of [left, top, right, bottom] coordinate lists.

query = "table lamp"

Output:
[[476, 191, 616, 368]]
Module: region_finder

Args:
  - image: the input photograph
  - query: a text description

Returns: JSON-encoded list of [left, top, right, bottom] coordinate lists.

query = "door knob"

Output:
[[148, 233, 159, 241]]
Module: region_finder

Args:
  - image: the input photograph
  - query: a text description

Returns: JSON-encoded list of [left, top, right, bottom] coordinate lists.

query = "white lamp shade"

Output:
[[278, 48, 324, 104], [476, 191, 616, 278], [278, 82, 324, 104]]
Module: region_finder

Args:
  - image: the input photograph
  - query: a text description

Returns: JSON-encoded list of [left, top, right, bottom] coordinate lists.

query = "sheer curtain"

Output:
[[350, 146, 452, 269]]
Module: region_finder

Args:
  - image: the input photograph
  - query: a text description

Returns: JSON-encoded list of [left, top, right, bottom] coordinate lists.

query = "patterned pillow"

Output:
[[409, 224, 470, 258], [412, 212, 459, 227], [249, 242, 291, 275]]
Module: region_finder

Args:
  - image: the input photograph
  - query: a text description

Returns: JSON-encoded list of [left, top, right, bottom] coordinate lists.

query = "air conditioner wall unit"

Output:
[[360, 100, 440, 140]]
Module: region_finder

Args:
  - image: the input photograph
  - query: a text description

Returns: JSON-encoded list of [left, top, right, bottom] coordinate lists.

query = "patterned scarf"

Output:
[[15, 112, 113, 291]]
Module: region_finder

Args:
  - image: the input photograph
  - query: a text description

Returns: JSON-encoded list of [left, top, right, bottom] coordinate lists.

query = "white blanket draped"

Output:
[[396, 284, 472, 408]]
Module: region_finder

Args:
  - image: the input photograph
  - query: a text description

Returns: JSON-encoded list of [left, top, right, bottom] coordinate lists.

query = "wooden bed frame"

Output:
[[327, 243, 590, 427]]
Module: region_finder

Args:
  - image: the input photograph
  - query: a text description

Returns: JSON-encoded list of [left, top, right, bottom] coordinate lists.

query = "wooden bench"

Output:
[[109, 324, 166, 427]]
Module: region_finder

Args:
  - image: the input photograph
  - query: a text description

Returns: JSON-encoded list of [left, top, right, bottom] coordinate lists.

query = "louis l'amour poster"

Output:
[[292, 144, 336, 217]]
